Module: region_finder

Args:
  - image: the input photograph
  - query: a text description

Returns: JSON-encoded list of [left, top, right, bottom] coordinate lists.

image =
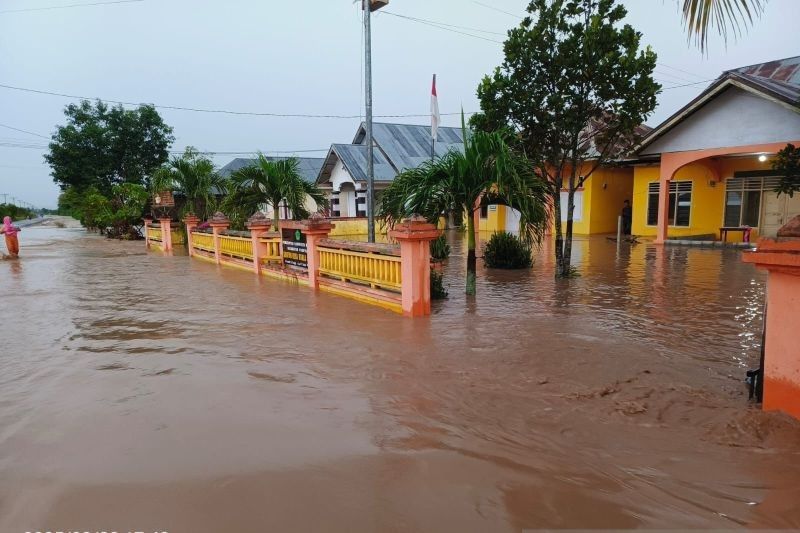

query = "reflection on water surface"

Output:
[[0, 227, 797, 532]]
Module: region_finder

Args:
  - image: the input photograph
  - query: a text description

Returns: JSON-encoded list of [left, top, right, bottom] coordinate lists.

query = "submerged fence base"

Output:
[[148, 213, 440, 317]]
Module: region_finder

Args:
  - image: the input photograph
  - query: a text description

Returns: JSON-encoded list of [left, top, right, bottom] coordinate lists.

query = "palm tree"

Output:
[[226, 154, 328, 233], [152, 147, 225, 220], [682, 0, 765, 52], [379, 125, 549, 296]]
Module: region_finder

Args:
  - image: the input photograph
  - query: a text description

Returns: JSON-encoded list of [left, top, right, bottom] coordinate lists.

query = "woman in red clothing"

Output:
[[1, 216, 21, 257]]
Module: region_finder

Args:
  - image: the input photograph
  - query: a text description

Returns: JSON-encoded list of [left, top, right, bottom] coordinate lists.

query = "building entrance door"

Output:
[[761, 192, 800, 237]]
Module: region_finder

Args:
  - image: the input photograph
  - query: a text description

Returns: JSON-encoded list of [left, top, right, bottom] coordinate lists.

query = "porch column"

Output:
[[301, 213, 334, 290], [158, 217, 173, 252], [654, 174, 670, 245], [209, 212, 230, 265], [389, 215, 442, 317], [143, 217, 153, 248], [183, 214, 200, 257], [247, 212, 272, 275], [742, 216, 800, 420]]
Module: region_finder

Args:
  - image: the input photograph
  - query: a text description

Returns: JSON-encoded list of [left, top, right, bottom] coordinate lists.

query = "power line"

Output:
[[381, 10, 506, 37], [0, 122, 50, 139], [661, 79, 715, 90], [380, 11, 503, 43], [472, 1, 523, 19], [0, 0, 143, 15], [0, 82, 473, 119], [656, 62, 708, 81]]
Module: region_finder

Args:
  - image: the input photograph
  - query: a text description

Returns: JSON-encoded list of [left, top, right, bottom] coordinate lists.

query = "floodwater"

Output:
[[1, 226, 799, 532]]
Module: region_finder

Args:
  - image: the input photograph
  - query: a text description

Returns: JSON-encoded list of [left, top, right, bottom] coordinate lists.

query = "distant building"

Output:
[[316, 122, 464, 218], [218, 156, 325, 221]]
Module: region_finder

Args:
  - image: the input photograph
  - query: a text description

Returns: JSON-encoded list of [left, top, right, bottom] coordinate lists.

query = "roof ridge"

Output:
[[726, 54, 800, 74]]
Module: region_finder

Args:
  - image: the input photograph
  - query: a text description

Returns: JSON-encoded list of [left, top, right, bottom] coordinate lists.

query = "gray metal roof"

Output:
[[355, 122, 465, 172], [218, 157, 325, 184], [729, 55, 800, 88], [317, 122, 465, 185], [327, 143, 396, 182]]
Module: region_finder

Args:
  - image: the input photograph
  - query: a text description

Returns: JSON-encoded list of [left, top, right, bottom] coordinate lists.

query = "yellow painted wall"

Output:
[[587, 167, 634, 234], [478, 204, 508, 233], [329, 218, 388, 237], [632, 156, 768, 242]]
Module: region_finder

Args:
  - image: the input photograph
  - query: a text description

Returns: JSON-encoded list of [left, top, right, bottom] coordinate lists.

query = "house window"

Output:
[[725, 175, 771, 227], [559, 191, 583, 222], [647, 181, 692, 227], [480, 204, 488, 218]]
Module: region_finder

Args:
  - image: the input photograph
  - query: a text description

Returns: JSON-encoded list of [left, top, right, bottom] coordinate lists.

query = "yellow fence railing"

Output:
[[318, 246, 401, 291], [171, 229, 186, 245], [260, 237, 282, 264], [219, 234, 254, 260], [192, 232, 215, 253], [148, 227, 163, 242]]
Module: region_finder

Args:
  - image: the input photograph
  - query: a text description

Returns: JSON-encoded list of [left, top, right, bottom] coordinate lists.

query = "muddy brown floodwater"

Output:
[[1, 227, 800, 532]]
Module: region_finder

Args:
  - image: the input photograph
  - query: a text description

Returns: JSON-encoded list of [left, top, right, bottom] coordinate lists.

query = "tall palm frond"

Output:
[[378, 123, 549, 295], [227, 153, 328, 232], [152, 148, 225, 219], [682, 0, 766, 52]]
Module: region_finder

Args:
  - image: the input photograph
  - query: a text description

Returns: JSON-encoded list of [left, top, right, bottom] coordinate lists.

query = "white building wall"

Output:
[[642, 87, 800, 155]]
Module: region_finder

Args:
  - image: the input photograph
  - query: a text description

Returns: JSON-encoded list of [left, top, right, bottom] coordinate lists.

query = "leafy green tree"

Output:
[[682, 0, 765, 52], [379, 124, 549, 295], [104, 183, 149, 239], [152, 147, 225, 220], [773, 144, 800, 198], [474, 0, 659, 278], [45, 100, 174, 194], [0, 204, 35, 220], [225, 154, 328, 233]]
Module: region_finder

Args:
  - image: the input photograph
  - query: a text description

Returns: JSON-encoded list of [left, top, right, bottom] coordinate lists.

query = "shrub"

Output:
[[430, 268, 448, 299], [483, 231, 532, 269], [430, 233, 451, 261]]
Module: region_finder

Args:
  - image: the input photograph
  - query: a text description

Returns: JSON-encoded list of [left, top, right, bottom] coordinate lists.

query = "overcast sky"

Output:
[[0, 0, 797, 208]]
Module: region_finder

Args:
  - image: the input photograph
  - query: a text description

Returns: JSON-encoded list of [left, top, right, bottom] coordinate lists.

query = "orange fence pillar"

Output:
[[301, 213, 334, 290], [742, 216, 800, 420], [143, 217, 153, 248], [159, 217, 173, 252], [209, 212, 230, 265], [183, 214, 200, 257], [247, 212, 272, 275], [389, 215, 442, 317]]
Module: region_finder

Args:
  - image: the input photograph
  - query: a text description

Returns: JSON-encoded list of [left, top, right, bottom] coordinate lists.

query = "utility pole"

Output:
[[0, 193, 7, 204], [363, 0, 387, 243]]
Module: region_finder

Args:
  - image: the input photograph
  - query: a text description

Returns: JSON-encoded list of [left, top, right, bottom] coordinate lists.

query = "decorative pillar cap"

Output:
[[246, 211, 272, 229], [388, 214, 441, 241], [777, 214, 800, 240], [143, 216, 153, 223], [183, 213, 201, 224], [300, 212, 334, 233], [210, 211, 229, 223]]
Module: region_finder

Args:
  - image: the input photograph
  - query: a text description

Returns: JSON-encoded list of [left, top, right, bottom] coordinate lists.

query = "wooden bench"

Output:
[[720, 226, 752, 243]]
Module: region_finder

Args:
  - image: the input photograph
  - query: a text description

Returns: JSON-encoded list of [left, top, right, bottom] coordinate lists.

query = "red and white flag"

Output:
[[431, 74, 440, 142]]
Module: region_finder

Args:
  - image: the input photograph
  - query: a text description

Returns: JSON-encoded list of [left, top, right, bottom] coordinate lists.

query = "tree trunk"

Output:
[[466, 209, 477, 296], [562, 186, 576, 278], [272, 199, 281, 233], [552, 183, 567, 278]]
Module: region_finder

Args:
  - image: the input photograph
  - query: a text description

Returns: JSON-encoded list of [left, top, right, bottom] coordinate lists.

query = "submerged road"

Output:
[[1, 226, 799, 532]]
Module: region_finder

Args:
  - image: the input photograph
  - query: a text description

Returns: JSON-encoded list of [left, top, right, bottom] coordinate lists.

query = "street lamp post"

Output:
[[363, 0, 388, 243]]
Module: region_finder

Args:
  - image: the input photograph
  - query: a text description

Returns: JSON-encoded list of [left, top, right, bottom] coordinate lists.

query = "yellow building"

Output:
[[633, 56, 800, 243], [478, 166, 635, 236]]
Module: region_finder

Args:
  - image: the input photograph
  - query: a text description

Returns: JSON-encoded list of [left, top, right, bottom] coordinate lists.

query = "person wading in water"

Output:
[[1, 216, 21, 258], [621, 200, 632, 236]]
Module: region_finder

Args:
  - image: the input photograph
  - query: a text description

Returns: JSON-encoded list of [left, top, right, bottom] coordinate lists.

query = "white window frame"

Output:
[[646, 181, 692, 227]]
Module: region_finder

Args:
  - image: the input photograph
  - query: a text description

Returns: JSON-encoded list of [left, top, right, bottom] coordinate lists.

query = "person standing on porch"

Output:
[[1, 216, 21, 257], [621, 200, 632, 236]]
